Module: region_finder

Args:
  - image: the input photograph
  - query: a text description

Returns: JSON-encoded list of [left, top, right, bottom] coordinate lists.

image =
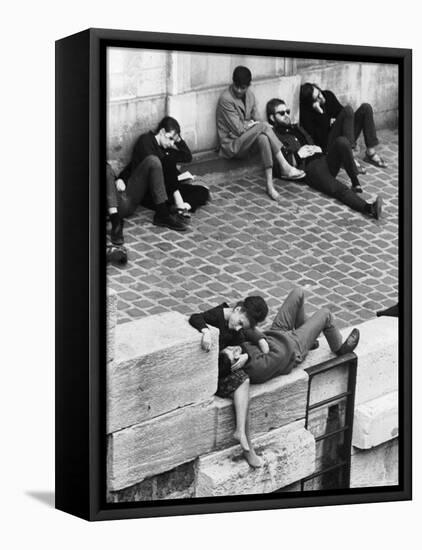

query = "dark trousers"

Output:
[[328, 103, 379, 150], [271, 288, 343, 362], [306, 146, 368, 213], [106, 156, 168, 218]]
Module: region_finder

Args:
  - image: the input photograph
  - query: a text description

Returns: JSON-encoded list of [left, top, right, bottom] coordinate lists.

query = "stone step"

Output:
[[350, 438, 398, 488], [107, 311, 219, 433], [195, 420, 315, 497], [352, 391, 398, 449]]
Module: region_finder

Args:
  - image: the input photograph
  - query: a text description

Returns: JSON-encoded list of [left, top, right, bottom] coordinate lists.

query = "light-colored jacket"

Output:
[[216, 86, 258, 158]]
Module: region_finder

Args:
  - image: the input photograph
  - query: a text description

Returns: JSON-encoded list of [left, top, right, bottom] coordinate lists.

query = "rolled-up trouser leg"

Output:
[[122, 155, 168, 217], [306, 157, 367, 213], [256, 134, 273, 169]]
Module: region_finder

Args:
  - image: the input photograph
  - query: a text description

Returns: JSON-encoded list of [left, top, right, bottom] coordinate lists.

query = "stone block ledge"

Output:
[[352, 391, 398, 449], [195, 420, 315, 497], [107, 311, 219, 433]]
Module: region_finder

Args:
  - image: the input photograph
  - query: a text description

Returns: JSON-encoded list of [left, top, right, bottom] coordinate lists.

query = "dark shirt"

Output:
[[119, 131, 192, 196], [242, 330, 297, 384], [299, 89, 344, 152], [272, 123, 322, 171], [189, 303, 264, 378]]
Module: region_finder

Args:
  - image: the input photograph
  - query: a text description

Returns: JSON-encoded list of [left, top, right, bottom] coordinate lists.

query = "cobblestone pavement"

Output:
[[107, 129, 398, 330]]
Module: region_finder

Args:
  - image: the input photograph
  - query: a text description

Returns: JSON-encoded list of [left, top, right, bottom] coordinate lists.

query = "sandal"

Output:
[[279, 170, 306, 182], [352, 183, 363, 194], [176, 208, 191, 222], [364, 151, 387, 168], [354, 160, 367, 175]]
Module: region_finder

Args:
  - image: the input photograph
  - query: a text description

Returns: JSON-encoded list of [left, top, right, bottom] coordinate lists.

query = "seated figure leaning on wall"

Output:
[[219, 287, 360, 386], [114, 117, 208, 232], [299, 83, 388, 176], [216, 65, 305, 201], [265, 98, 383, 219]]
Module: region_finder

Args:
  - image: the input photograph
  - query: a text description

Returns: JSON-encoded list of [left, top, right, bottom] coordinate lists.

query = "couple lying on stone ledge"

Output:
[[189, 288, 360, 468]]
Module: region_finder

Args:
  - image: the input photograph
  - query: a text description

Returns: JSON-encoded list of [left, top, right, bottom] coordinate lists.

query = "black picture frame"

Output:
[[55, 28, 412, 521]]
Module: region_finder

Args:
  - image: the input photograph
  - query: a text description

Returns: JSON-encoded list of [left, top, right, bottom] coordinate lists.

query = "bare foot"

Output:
[[266, 187, 280, 201], [244, 449, 263, 468], [233, 430, 250, 452]]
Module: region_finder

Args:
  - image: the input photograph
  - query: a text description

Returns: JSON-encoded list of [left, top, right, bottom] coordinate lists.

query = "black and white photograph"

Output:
[[104, 43, 404, 504]]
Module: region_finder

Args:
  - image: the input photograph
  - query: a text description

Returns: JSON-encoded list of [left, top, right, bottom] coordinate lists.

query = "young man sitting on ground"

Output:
[[216, 66, 305, 201], [265, 98, 383, 219]]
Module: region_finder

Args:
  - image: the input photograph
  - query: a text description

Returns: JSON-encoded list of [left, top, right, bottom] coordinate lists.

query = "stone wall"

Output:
[[106, 289, 399, 501], [107, 48, 398, 167]]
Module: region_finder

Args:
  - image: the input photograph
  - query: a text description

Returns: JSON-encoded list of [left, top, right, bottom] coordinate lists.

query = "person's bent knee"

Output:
[[290, 287, 305, 302], [143, 154, 162, 169], [359, 102, 373, 114]]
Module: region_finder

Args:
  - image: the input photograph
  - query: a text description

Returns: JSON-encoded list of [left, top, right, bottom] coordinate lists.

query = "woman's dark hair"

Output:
[[155, 116, 181, 135], [266, 98, 285, 123], [232, 66, 252, 87], [300, 82, 321, 109], [236, 295, 268, 328]]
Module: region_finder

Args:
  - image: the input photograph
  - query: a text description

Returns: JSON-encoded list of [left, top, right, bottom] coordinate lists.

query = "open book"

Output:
[[178, 171, 195, 182]]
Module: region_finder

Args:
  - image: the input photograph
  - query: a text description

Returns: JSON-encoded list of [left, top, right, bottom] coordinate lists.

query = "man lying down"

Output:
[[219, 287, 360, 385]]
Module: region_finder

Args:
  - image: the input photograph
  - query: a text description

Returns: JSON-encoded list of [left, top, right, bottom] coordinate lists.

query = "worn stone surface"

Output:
[[107, 312, 218, 432], [297, 316, 398, 406], [350, 438, 399, 488], [353, 391, 398, 449], [107, 461, 195, 502], [214, 368, 308, 449], [195, 420, 315, 497], [107, 289, 117, 363], [108, 400, 216, 491]]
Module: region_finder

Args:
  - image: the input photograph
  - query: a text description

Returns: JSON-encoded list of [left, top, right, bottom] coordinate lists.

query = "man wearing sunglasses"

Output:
[[265, 98, 383, 219]]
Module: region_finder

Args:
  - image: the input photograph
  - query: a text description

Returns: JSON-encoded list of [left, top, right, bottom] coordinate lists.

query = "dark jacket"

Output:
[[272, 123, 322, 171], [299, 89, 343, 152], [242, 330, 297, 384], [119, 131, 192, 196]]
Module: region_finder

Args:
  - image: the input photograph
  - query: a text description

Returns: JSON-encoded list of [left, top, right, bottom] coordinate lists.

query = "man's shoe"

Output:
[[371, 196, 383, 220], [336, 328, 360, 356], [110, 219, 124, 245], [106, 245, 128, 265], [153, 212, 187, 232], [310, 340, 320, 350]]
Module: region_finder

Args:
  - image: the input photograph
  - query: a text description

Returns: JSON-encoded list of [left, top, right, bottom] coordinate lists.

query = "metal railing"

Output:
[[300, 352, 358, 491]]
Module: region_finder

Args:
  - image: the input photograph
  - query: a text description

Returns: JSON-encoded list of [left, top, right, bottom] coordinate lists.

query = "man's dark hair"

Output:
[[236, 295, 268, 328], [300, 82, 321, 109], [156, 116, 181, 135], [232, 66, 252, 87], [266, 98, 285, 123], [218, 351, 232, 378]]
